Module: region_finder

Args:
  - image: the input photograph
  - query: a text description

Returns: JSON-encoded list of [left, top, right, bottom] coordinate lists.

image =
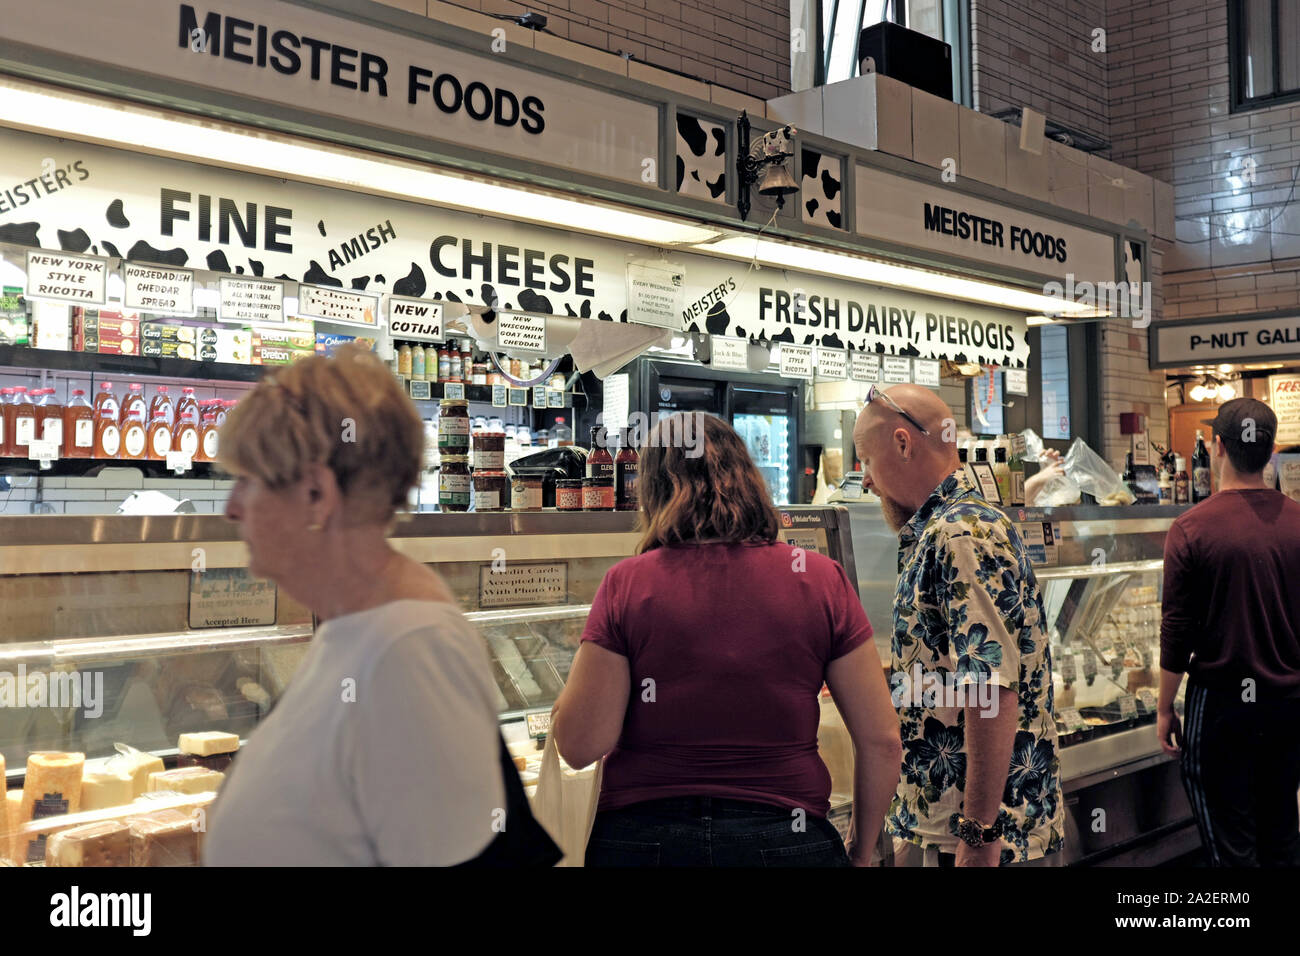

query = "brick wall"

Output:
[[970, 0, 1111, 151], [380, 0, 793, 99]]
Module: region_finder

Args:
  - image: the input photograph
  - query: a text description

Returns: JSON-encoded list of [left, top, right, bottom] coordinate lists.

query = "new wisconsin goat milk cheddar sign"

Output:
[[0, 126, 1030, 366], [1, 0, 660, 186]]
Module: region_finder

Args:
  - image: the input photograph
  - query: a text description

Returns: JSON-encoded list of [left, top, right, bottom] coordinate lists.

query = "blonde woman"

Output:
[[204, 346, 504, 866]]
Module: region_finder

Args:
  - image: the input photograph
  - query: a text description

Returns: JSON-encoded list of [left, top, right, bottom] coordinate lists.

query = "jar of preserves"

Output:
[[438, 398, 470, 454], [510, 474, 543, 511], [472, 431, 505, 472], [472, 361, 488, 386], [438, 455, 471, 512], [582, 476, 615, 511], [555, 478, 584, 511], [472, 471, 508, 512]]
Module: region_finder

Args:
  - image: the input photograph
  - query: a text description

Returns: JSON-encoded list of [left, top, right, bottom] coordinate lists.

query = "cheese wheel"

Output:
[[80, 771, 136, 812], [177, 732, 239, 757], [19, 752, 85, 825]]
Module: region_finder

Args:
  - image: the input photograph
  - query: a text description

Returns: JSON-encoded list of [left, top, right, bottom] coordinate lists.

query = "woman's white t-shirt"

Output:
[[204, 600, 504, 866]]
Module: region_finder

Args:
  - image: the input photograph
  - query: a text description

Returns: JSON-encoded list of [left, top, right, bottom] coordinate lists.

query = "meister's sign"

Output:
[[1151, 313, 1300, 367]]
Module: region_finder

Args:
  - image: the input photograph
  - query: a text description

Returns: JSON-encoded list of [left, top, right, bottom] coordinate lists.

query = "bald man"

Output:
[[853, 385, 1063, 867]]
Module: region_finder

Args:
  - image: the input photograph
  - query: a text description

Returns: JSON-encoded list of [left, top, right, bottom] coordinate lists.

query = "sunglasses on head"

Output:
[[866, 384, 930, 436]]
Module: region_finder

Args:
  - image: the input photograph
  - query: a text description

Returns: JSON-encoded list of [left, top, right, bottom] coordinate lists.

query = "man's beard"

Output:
[[878, 494, 916, 533]]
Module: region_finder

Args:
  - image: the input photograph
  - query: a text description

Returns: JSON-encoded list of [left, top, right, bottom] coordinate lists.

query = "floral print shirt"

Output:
[[886, 469, 1063, 862]]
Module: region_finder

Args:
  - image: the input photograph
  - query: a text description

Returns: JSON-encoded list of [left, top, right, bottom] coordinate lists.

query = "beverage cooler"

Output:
[[626, 357, 804, 505]]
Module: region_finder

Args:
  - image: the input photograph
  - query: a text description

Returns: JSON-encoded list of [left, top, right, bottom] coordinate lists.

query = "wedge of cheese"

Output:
[[147, 767, 224, 795], [45, 821, 131, 867], [80, 770, 136, 812]]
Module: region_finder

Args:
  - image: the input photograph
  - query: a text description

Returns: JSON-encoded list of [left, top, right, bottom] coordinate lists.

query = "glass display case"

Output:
[[0, 506, 860, 865]]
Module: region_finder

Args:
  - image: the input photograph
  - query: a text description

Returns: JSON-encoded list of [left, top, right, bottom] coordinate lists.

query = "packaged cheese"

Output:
[[128, 809, 202, 867], [45, 821, 131, 867], [20, 752, 85, 825], [147, 767, 224, 795]]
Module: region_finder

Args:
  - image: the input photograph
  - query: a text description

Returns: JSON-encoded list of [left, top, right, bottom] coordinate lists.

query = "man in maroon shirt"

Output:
[[1159, 397, 1300, 866]]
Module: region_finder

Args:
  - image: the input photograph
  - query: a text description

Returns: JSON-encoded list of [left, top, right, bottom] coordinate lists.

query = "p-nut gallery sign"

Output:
[[1, 0, 659, 186], [0, 126, 1030, 366]]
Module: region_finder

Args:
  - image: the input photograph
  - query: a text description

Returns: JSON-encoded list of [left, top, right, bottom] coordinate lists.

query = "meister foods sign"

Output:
[[1151, 313, 1300, 367], [0, 126, 1029, 366], [854, 165, 1118, 287], [1, 0, 658, 186]]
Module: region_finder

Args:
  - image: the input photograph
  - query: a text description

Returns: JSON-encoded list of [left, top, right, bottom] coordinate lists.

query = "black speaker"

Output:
[[858, 21, 953, 101]]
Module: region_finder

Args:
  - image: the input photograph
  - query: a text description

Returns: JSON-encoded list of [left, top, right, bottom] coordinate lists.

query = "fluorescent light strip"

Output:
[[692, 236, 1101, 316], [0, 77, 721, 247]]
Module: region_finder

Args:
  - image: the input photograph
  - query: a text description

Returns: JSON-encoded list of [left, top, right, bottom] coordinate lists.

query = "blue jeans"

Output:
[[585, 796, 851, 867]]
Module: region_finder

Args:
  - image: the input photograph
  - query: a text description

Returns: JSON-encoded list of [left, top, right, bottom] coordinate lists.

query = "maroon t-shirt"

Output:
[[1161, 489, 1300, 698], [581, 541, 872, 817]]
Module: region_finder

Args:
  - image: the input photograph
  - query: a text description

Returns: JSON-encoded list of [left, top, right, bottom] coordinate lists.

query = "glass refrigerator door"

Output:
[[731, 388, 793, 505]]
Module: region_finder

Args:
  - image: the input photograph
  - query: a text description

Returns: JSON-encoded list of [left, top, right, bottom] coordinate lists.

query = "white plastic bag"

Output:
[[1020, 429, 1081, 506], [1064, 437, 1133, 506], [530, 735, 602, 867]]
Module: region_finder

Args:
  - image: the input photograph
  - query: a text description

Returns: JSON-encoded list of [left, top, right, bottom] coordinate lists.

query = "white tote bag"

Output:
[[529, 735, 603, 867]]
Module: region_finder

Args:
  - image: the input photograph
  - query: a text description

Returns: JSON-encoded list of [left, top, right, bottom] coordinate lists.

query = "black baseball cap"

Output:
[[1200, 397, 1277, 442]]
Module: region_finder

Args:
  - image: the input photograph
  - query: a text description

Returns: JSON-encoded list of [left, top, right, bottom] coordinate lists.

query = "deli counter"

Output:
[[0, 501, 1193, 867]]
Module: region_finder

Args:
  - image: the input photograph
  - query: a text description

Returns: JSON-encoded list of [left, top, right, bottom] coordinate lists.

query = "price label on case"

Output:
[[547, 389, 564, 408], [1117, 694, 1138, 720], [1137, 688, 1158, 712], [166, 451, 193, 474], [525, 711, 551, 738], [1060, 655, 1077, 681], [532, 386, 547, 408], [27, 439, 58, 469], [408, 380, 431, 401], [1056, 708, 1085, 732]]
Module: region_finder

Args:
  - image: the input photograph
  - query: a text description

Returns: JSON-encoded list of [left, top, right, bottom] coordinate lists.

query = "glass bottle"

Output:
[[437, 344, 452, 383], [411, 342, 426, 381], [554, 416, 573, 447], [64, 388, 94, 459], [461, 342, 473, 385], [397, 342, 412, 378], [1192, 430, 1212, 503], [1174, 455, 1190, 505], [992, 445, 1011, 505], [615, 428, 640, 511], [586, 425, 614, 479]]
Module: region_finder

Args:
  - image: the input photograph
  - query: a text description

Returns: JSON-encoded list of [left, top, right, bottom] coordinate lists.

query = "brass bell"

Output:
[[758, 163, 799, 198]]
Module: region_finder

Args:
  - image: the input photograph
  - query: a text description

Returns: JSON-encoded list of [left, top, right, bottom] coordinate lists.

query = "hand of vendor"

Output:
[[1024, 451, 1066, 506]]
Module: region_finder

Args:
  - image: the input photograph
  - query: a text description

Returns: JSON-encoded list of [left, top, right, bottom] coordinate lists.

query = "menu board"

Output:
[[299, 285, 379, 328], [26, 250, 108, 305], [123, 263, 194, 315], [219, 277, 284, 325]]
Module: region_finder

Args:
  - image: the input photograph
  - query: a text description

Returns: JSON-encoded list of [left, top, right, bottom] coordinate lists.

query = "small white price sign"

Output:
[[1137, 688, 1158, 712], [1005, 367, 1030, 396], [27, 439, 58, 469], [881, 356, 911, 384], [492, 385, 508, 407], [526, 711, 551, 738], [166, 450, 193, 474], [815, 348, 847, 381], [849, 351, 880, 383], [912, 358, 940, 388], [1056, 708, 1085, 732], [497, 312, 547, 352], [1117, 695, 1138, 720], [443, 383, 465, 400], [711, 336, 749, 371], [778, 344, 814, 380]]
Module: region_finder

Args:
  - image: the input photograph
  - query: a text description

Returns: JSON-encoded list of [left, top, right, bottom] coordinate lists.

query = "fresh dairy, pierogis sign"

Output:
[[1, 0, 659, 186], [0, 126, 1028, 366]]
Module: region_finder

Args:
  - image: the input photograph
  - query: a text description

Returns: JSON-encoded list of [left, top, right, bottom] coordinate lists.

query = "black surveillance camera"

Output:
[[517, 12, 547, 30]]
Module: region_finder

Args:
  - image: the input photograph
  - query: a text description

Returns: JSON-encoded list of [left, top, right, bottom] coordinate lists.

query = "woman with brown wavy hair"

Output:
[[552, 412, 901, 866]]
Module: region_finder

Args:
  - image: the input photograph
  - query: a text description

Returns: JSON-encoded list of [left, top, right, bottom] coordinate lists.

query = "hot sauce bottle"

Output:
[[586, 426, 614, 480], [146, 411, 172, 461], [615, 427, 640, 511], [11, 386, 36, 458], [64, 389, 94, 459]]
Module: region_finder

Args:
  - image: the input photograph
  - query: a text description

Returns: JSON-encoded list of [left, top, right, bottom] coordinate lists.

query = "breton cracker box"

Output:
[[252, 328, 315, 351], [252, 344, 314, 366]]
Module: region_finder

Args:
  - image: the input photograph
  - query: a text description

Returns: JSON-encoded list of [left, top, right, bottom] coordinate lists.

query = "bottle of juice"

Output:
[[64, 388, 94, 459], [119, 383, 147, 427], [35, 388, 63, 455], [175, 386, 199, 427], [411, 343, 426, 381], [146, 411, 172, 461], [397, 342, 412, 378], [0, 387, 14, 456], [11, 386, 36, 458], [150, 385, 174, 428]]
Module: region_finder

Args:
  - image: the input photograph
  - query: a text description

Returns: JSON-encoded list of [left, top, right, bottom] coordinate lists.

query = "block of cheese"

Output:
[[107, 751, 165, 799], [5, 789, 21, 865], [128, 809, 201, 867], [19, 752, 85, 825], [177, 732, 239, 757], [80, 770, 136, 812], [45, 821, 131, 867], [147, 767, 224, 795]]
